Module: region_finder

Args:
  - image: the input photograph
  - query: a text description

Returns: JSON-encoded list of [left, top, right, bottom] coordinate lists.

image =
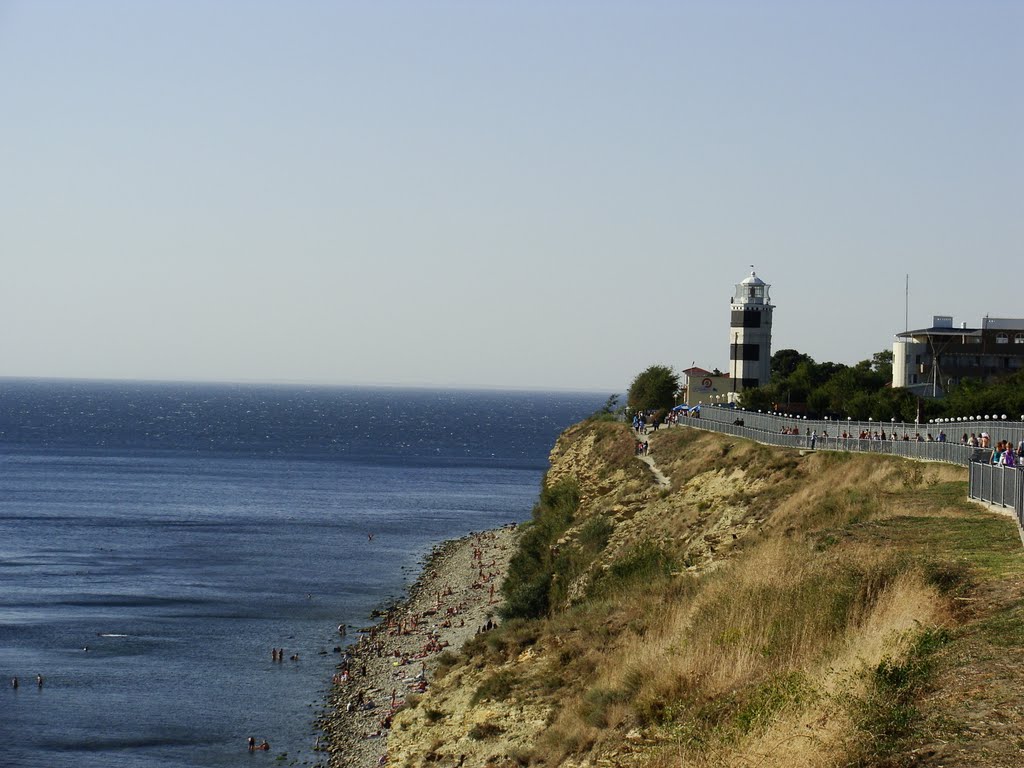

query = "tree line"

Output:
[[624, 352, 1024, 423]]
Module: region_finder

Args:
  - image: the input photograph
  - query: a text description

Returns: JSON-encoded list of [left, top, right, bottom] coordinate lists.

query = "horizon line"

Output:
[[0, 374, 617, 396]]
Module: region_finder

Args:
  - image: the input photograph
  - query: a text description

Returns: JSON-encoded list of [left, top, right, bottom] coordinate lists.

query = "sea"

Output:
[[0, 379, 604, 768]]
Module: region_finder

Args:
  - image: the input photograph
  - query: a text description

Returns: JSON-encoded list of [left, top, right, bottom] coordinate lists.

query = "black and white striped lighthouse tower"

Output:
[[728, 270, 774, 393]]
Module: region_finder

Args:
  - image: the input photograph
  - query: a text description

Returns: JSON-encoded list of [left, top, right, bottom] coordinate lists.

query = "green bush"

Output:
[[578, 517, 613, 553], [501, 479, 581, 619], [581, 686, 627, 728], [471, 669, 518, 704], [589, 542, 675, 598], [852, 627, 950, 764]]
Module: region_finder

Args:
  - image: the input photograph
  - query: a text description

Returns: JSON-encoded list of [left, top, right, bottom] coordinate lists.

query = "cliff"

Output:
[[386, 420, 1024, 767]]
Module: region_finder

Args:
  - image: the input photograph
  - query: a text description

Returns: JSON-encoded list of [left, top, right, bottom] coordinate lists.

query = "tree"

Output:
[[740, 348, 897, 418], [943, 370, 1024, 419], [871, 349, 894, 375], [627, 365, 680, 412], [741, 345, 1023, 421], [772, 349, 815, 379], [590, 394, 621, 421]]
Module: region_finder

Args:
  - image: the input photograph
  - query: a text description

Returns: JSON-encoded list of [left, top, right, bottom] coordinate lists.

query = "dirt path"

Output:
[[635, 428, 670, 487]]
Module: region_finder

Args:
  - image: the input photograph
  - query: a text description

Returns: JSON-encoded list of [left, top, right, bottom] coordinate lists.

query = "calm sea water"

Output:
[[0, 380, 603, 768]]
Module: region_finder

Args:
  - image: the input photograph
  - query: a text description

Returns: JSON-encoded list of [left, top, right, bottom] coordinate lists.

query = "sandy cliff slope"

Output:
[[385, 421, 1024, 768]]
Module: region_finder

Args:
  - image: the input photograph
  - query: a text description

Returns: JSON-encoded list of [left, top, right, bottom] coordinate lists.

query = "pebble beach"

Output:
[[318, 524, 519, 767]]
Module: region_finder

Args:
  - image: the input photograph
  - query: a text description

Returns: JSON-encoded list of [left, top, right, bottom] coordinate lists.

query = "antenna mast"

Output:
[[905, 274, 909, 334]]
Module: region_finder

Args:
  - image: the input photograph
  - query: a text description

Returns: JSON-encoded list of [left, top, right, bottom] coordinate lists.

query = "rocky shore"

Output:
[[317, 524, 518, 767]]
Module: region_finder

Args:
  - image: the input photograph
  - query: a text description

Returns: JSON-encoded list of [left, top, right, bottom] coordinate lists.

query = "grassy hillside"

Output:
[[388, 421, 1024, 767]]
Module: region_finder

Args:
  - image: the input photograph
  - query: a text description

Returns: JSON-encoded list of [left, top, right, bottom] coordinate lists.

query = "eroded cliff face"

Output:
[[387, 421, 1024, 768]]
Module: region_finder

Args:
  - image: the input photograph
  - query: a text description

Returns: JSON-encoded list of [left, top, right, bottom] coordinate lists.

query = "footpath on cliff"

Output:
[[634, 426, 670, 487]]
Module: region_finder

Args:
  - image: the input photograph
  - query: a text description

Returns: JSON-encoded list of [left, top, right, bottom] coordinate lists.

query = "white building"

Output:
[[728, 271, 774, 392], [893, 315, 1024, 397]]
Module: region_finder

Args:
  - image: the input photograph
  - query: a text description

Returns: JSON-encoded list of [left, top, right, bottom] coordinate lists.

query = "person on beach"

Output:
[[36, 674, 43, 688], [12, 676, 18, 689], [248, 736, 256, 751]]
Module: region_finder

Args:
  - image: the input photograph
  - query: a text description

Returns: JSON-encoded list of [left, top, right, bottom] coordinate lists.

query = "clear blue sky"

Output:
[[1, 1, 1020, 392]]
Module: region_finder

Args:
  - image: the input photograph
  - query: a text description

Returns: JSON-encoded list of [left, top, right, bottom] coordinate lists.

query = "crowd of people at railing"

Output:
[[987, 439, 1024, 467], [710, 416, 1024, 469], [838, 430, 948, 442], [776, 427, 950, 443]]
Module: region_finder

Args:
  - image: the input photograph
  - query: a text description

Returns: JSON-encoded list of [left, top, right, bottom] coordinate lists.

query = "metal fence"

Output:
[[700, 399, 1024, 448], [676, 413, 983, 466], [668, 409, 1024, 529], [968, 461, 1024, 527]]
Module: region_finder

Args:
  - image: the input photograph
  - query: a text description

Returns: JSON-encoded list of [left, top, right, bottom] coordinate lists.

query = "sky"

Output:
[[0, 1, 1020, 393]]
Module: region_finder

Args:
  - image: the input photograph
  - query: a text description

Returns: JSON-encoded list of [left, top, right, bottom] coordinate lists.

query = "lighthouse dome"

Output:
[[733, 271, 771, 305]]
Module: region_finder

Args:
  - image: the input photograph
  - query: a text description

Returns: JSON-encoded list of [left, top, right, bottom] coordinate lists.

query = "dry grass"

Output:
[[527, 431, 978, 766], [438, 425, 1023, 768]]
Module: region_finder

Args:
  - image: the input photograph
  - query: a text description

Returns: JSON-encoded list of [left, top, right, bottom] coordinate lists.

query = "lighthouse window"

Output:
[[996, 333, 1009, 344], [1016, 334, 1024, 344]]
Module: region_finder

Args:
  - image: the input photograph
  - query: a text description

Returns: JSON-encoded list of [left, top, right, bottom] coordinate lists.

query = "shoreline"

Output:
[[317, 524, 519, 767]]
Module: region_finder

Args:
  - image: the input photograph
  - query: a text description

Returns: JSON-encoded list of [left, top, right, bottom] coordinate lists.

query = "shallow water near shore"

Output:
[[0, 381, 603, 767]]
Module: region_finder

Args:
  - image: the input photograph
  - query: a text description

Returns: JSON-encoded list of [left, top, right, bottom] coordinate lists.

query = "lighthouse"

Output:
[[728, 271, 774, 392]]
